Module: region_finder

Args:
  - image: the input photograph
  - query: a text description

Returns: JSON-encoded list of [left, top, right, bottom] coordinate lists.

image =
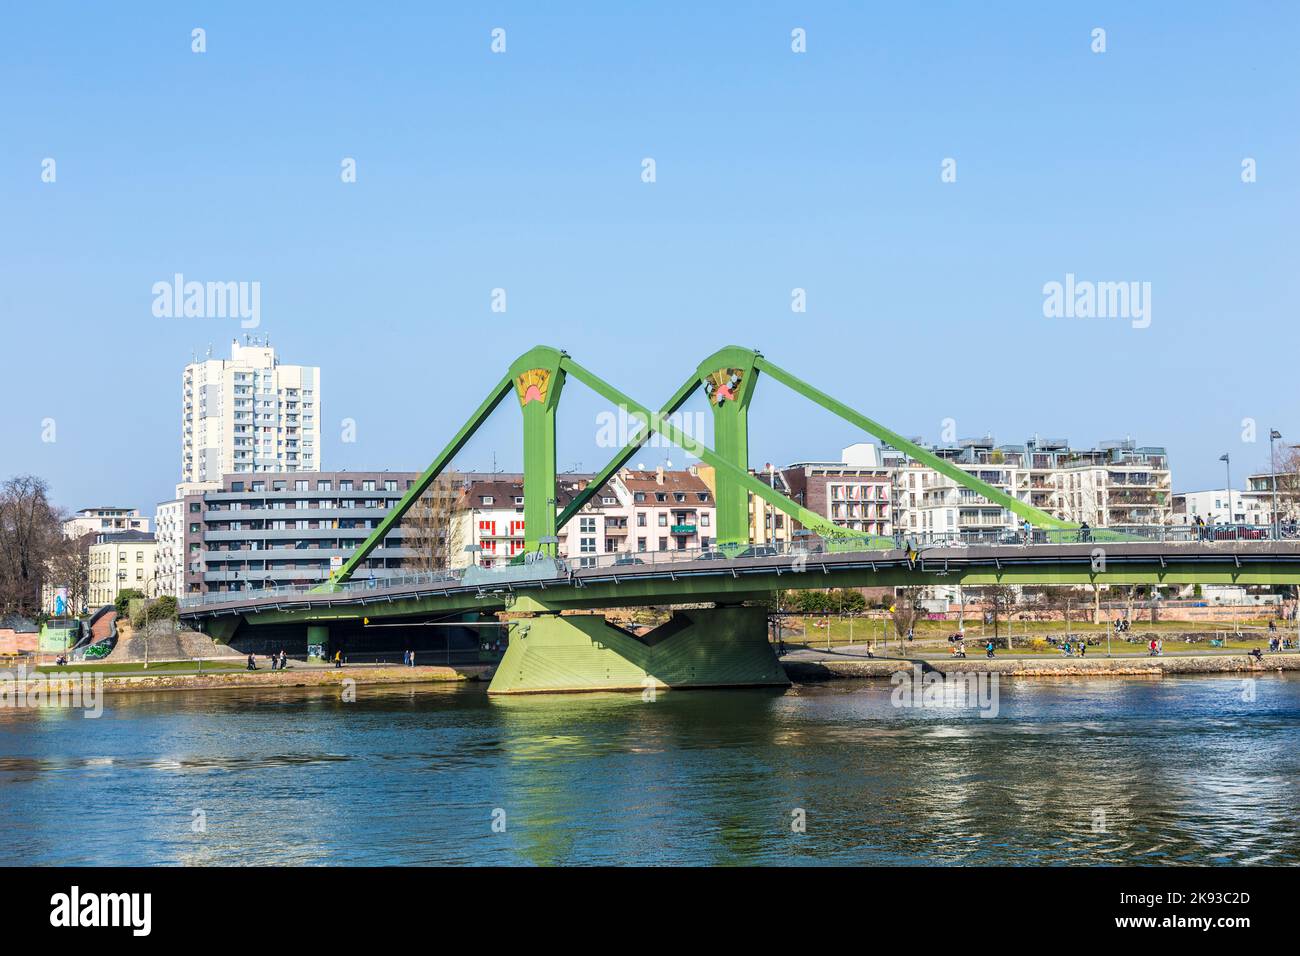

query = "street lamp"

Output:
[[1270, 430, 1282, 538], [1219, 453, 1233, 530], [464, 544, 483, 568]]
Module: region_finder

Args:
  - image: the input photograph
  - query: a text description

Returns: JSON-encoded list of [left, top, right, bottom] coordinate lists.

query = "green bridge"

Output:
[[179, 345, 1300, 694]]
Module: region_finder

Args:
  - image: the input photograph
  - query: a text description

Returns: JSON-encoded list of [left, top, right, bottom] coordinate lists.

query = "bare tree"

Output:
[[1272, 447, 1300, 522], [889, 587, 921, 648], [980, 584, 1018, 646], [402, 472, 463, 572], [0, 475, 63, 616], [47, 529, 95, 616]]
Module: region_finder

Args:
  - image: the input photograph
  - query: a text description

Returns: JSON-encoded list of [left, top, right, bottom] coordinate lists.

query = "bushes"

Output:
[[130, 595, 177, 630], [114, 589, 144, 617]]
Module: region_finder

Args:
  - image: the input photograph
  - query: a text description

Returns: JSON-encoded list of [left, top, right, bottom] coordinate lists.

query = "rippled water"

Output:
[[1, 675, 1297, 865]]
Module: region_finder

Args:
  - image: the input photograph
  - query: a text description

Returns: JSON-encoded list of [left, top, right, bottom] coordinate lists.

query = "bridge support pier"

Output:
[[487, 604, 788, 695]]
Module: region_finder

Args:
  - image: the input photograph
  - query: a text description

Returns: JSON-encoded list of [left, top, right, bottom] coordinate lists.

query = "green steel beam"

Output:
[[325, 371, 514, 586], [554, 370, 700, 532], [753, 355, 1072, 530], [560, 356, 871, 541]]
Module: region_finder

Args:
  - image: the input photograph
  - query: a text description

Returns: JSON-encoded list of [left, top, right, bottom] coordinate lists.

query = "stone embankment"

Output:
[[783, 655, 1300, 682], [92, 665, 491, 694]]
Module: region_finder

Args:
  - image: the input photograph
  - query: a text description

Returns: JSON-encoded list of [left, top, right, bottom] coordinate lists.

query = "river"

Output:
[[1, 674, 1297, 865]]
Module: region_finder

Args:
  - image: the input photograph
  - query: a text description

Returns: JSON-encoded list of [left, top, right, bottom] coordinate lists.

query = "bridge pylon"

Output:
[[509, 347, 568, 556], [488, 597, 787, 694], [696, 347, 761, 547]]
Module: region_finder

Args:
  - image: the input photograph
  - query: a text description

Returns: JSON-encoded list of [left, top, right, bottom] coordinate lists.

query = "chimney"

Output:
[[656, 466, 665, 485]]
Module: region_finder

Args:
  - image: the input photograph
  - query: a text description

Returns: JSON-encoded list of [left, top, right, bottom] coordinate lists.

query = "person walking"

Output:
[[279, 649, 287, 670], [1022, 518, 1032, 545], [333, 649, 342, 669], [246, 653, 257, 671]]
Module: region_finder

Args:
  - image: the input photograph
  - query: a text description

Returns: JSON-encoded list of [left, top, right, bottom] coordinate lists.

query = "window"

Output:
[[637, 513, 647, 527], [637, 537, 647, 551], [657, 514, 667, 526], [385, 480, 397, 491], [658, 537, 667, 550], [579, 517, 596, 533], [674, 493, 685, 502], [340, 481, 353, 491], [319, 480, 332, 491], [363, 480, 375, 491], [656, 493, 667, 502], [481, 496, 494, 506], [701, 513, 710, 527], [189, 503, 200, 513]]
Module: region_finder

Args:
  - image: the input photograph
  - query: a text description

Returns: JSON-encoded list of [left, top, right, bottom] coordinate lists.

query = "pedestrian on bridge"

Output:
[[1022, 519, 1032, 545]]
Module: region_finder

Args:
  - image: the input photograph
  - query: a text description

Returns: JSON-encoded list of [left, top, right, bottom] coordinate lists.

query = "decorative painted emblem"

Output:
[[704, 368, 743, 405], [516, 368, 550, 406]]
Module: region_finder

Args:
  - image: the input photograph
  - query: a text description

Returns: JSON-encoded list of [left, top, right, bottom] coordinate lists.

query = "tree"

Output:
[[0, 475, 63, 616], [402, 473, 464, 573]]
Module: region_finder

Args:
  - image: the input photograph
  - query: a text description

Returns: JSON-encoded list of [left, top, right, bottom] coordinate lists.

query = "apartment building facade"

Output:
[[884, 436, 1173, 536], [182, 338, 321, 483], [450, 467, 717, 568], [780, 443, 894, 538], [87, 531, 158, 607], [181, 471, 420, 596]]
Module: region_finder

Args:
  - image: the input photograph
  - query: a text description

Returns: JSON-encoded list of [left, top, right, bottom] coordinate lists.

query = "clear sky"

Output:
[[3, 2, 1298, 512]]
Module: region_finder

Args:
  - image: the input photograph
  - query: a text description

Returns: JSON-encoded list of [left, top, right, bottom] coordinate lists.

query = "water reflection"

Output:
[[0, 675, 1297, 865]]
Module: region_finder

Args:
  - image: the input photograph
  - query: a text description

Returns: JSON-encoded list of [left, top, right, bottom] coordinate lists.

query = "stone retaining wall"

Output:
[[784, 655, 1300, 682]]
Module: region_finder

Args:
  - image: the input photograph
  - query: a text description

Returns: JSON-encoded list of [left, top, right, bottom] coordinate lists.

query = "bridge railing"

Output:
[[177, 523, 1283, 611]]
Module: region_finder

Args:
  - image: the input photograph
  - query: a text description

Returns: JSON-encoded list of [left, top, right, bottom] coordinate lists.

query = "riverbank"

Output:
[[782, 653, 1300, 682], [11, 663, 493, 694]]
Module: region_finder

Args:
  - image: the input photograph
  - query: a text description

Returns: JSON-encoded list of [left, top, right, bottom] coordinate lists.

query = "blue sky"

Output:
[[3, 2, 1298, 511]]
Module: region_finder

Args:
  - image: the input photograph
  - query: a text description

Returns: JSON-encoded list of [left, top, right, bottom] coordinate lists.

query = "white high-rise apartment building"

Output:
[[182, 338, 321, 482]]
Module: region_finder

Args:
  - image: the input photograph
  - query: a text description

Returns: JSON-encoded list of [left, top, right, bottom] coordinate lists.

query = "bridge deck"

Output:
[[178, 540, 1300, 624]]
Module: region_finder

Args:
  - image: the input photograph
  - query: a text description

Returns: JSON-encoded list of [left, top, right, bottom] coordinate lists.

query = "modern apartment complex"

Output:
[[87, 531, 158, 607], [182, 338, 321, 483], [880, 436, 1173, 535], [181, 471, 420, 596]]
